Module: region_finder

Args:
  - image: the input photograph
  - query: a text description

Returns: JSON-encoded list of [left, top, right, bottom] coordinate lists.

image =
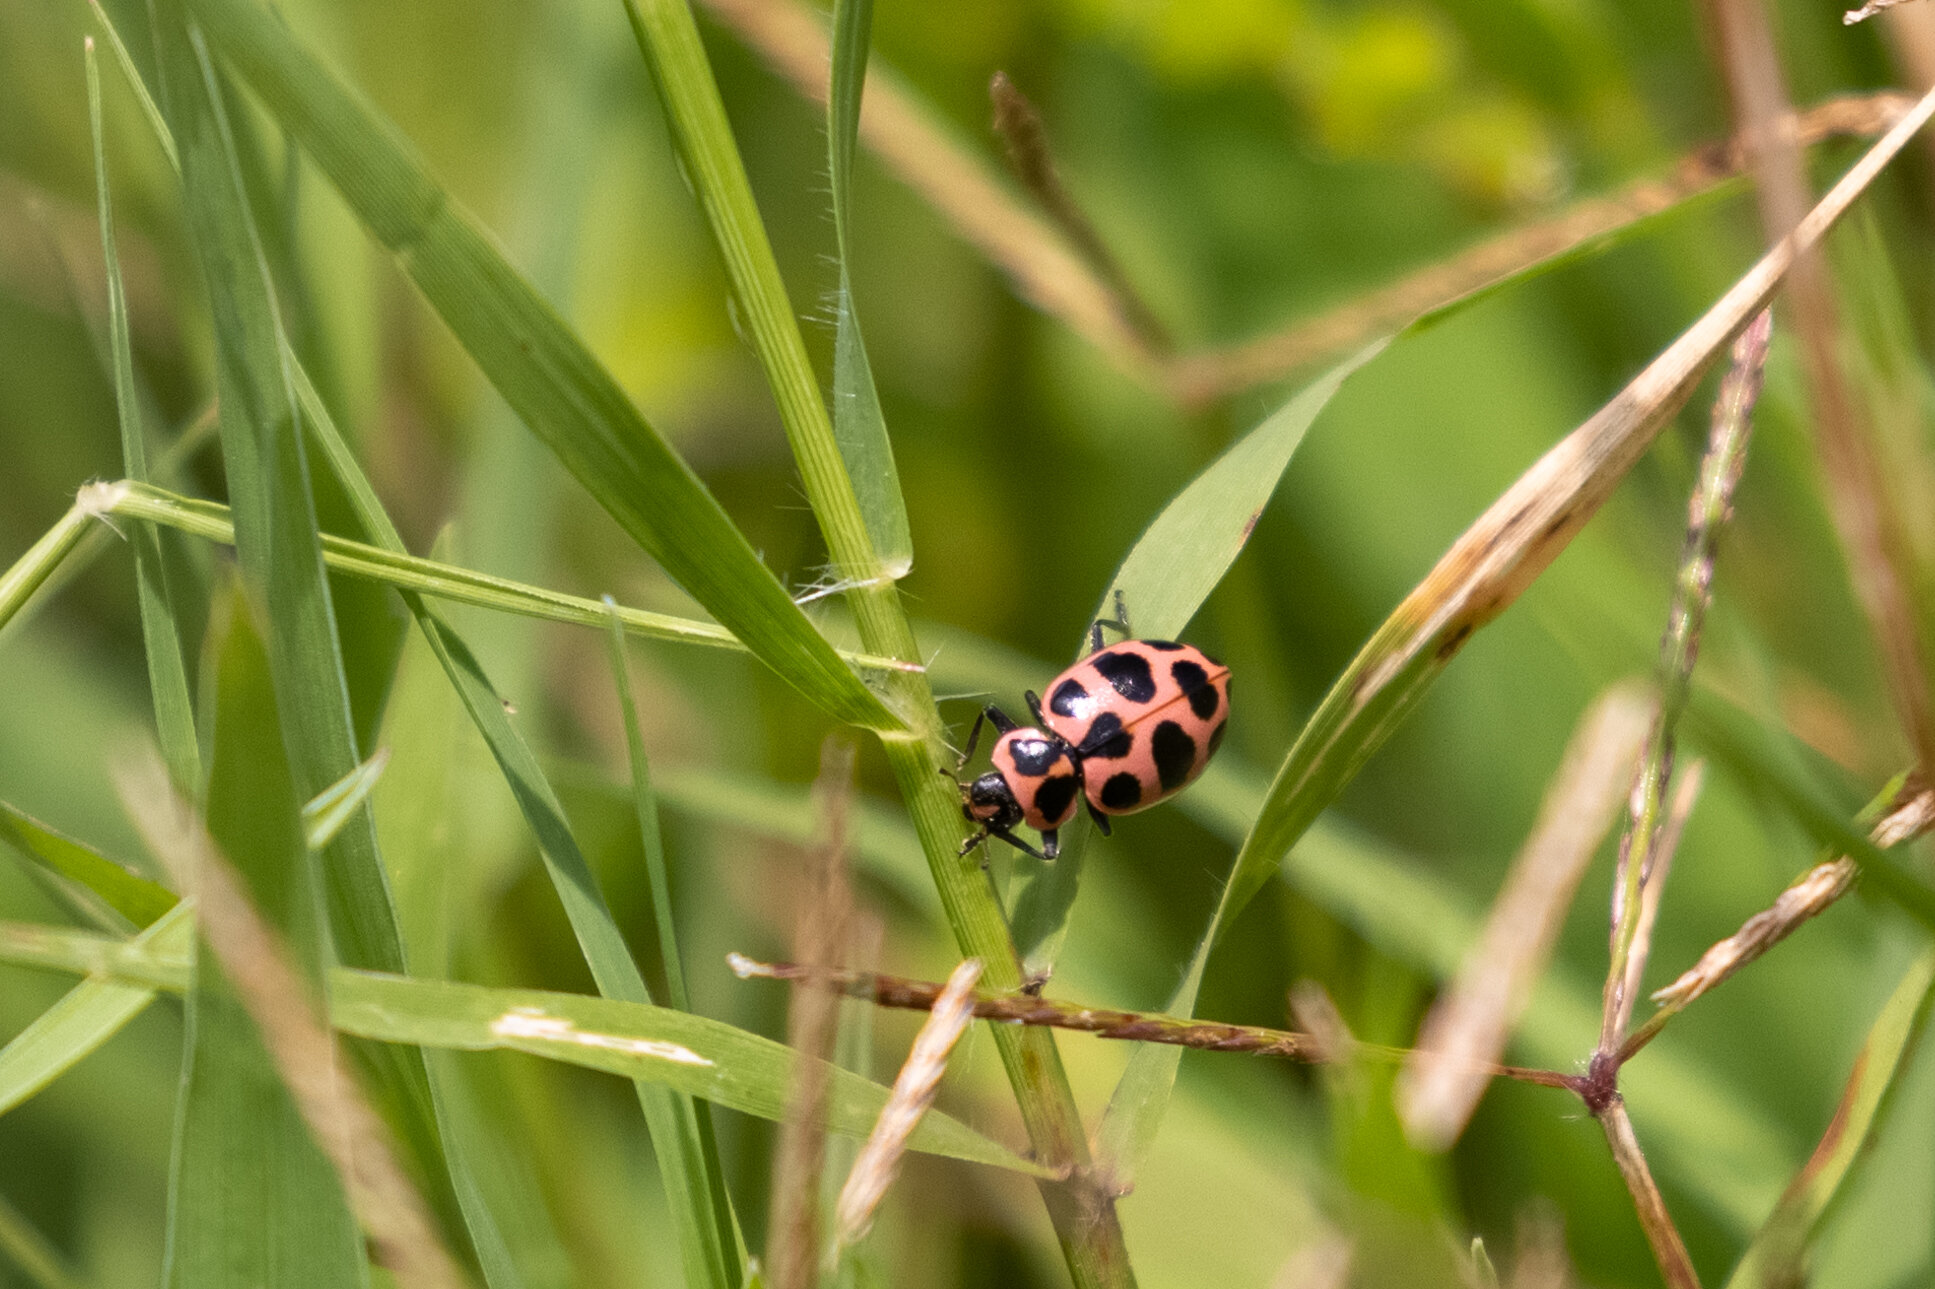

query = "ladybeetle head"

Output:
[[963, 770, 1025, 832]]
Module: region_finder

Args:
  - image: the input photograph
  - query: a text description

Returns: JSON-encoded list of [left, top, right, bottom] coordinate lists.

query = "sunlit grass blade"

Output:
[[178, 0, 896, 732], [1095, 340, 1386, 643], [0, 902, 194, 1119], [0, 799, 177, 929], [826, 0, 912, 578], [0, 921, 1052, 1180], [163, 578, 366, 1287], [1219, 87, 1935, 948], [97, 481, 916, 673], [88, 37, 201, 797], [302, 748, 391, 852], [604, 606, 744, 1289], [1724, 949, 1935, 1287]]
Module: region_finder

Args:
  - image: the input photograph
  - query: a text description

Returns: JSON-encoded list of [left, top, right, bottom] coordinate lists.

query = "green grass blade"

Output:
[[302, 749, 390, 852], [603, 606, 744, 1289], [0, 1191, 88, 1289], [102, 480, 915, 674], [88, 39, 201, 796], [826, 0, 912, 577], [1725, 949, 1935, 1287], [1094, 341, 1386, 643], [163, 581, 366, 1288], [0, 501, 95, 640], [0, 903, 193, 1120], [0, 925, 1049, 1180], [180, 0, 897, 732], [83, 0, 177, 173], [0, 800, 177, 929], [149, 0, 451, 1237]]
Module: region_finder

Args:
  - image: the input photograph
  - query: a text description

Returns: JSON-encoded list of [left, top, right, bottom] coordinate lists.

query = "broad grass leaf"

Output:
[[0, 903, 193, 1119], [164, 579, 363, 1288], [827, 0, 912, 578], [1725, 949, 1935, 1286], [1095, 340, 1386, 644], [181, 0, 897, 732], [0, 801, 177, 929]]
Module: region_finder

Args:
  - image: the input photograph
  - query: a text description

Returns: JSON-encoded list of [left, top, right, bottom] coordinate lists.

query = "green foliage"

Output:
[[8, 0, 1935, 1285]]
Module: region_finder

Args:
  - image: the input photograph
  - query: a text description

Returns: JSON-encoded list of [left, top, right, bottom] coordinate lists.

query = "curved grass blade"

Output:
[[0, 902, 194, 1120], [0, 800, 177, 929], [179, 0, 896, 732], [826, 0, 911, 577], [1221, 86, 1935, 947], [0, 922, 1050, 1180], [0, 1191, 87, 1289], [1094, 340, 1386, 644], [0, 502, 96, 640], [99, 481, 915, 673], [1724, 949, 1935, 1286], [88, 38, 201, 797], [303, 749, 390, 852]]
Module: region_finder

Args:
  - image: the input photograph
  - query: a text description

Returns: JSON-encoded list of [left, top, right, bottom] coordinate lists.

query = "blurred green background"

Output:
[[4, 0, 1935, 1284]]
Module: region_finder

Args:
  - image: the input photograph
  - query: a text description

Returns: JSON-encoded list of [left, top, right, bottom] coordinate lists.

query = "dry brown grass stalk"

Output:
[[1166, 94, 1907, 402], [1508, 1204, 1575, 1289], [1400, 684, 1654, 1151], [766, 736, 858, 1289], [1597, 1099, 1700, 1289], [1614, 762, 1704, 1038], [832, 956, 982, 1249], [112, 746, 469, 1289], [1268, 1233, 1354, 1289], [1712, 0, 1935, 776], [697, 0, 1152, 379]]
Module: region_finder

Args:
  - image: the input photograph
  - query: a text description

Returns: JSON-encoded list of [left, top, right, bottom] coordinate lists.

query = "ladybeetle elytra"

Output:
[[948, 593, 1230, 860]]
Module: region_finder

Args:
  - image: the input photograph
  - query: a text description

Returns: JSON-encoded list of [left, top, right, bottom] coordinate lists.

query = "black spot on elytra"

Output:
[[1032, 775, 1079, 824], [1142, 640, 1185, 651], [1081, 712, 1133, 759], [1092, 650, 1156, 703], [1008, 738, 1060, 777], [1151, 721, 1197, 791], [1049, 678, 1089, 718], [1171, 660, 1218, 719], [1207, 719, 1227, 758], [1100, 772, 1143, 810]]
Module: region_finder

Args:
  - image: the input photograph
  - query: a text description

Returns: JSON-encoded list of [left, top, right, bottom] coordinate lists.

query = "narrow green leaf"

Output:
[[149, 1, 450, 1243], [302, 748, 390, 852], [0, 800, 177, 929], [603, 605, 744, 1289], [1094, 340, 1386, 643], [164, 581, 364, 1289], [88, 38, 201, 796], [1725, 949, 1935, 1287], [0, 926, 1051, 1180], [0, 500, 95, 640], [102, 480, 916, 674], [0, 903, 194, 1120], [181, 0, 898, 732], [827, 0, 912, 577], [0, 1191, 88, 1289], [84, 0, 178, 173]]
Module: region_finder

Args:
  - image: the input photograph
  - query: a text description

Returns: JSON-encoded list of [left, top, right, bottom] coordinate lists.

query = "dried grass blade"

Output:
[[1399, 684, 1653, 1151], [767, 739, 858, 1289], [1713, 0, 1935, 773], [1615, 761, 1704, 1039], [115, 746, 470, 1289], [1221, 86, 1935, 942], [832, 957, 982, 1250], [1167, 94, 1910, 401], [1597, 1100, 1700, 1289]]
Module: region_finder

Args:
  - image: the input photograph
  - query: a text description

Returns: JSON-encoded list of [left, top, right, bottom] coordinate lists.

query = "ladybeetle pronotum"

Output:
[[949, 593, 1231, 860]]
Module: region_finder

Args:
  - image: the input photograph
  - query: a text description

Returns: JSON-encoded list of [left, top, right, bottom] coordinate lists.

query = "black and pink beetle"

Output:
[[950, 595, 1231, 860]]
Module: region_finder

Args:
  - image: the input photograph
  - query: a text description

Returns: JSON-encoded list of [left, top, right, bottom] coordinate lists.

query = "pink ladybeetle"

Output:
[[950, 595, 1230, 860]]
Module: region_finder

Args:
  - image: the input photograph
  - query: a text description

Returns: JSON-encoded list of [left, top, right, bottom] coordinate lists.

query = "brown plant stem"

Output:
[[1598, 1098, 1702, 1289], [728, 955, 1580, 1091]]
